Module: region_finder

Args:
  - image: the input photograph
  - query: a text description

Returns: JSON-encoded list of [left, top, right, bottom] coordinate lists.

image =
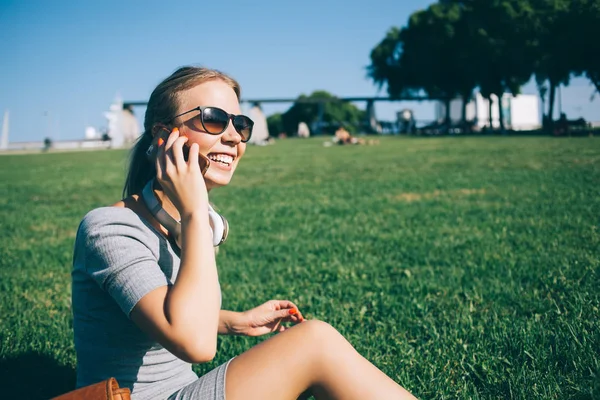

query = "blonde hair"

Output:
[[123, 66, 241, 197]]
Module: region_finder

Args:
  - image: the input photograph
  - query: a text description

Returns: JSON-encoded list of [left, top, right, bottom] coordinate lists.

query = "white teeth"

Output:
[[208, 154, 234, 165]]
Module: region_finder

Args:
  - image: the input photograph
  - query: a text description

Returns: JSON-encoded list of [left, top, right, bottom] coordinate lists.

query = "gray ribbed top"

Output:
[[71, 207, 198, 400]]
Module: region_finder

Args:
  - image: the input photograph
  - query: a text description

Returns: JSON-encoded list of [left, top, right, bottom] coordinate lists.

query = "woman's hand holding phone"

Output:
[[155, 127, 209, 219], [149, 125, 210, 174]]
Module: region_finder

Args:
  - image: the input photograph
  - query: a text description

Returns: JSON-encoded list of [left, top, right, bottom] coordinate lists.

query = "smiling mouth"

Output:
[[207, 153, 234, 167]]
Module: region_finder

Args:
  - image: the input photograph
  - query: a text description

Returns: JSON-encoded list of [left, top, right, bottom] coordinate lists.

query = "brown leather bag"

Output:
[[51, 377, 130, 400]]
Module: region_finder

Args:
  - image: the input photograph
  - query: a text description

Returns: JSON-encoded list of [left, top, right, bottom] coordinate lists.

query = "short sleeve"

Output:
[[78, 208, 170, 317]]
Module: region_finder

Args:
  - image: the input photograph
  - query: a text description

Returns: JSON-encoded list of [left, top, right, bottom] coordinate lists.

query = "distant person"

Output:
[[70, 66, 416, 400], [297, 121, 310, 138], [334, 126, 358, 144], [554, 113, 569, 136], [333, 126, 379, 146]]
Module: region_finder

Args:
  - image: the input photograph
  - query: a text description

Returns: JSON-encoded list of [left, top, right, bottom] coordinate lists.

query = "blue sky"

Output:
[[1, 0, 598, 142]]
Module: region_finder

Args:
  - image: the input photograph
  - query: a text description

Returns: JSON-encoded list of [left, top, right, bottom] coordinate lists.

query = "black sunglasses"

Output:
[[170, 106, 254, 143]]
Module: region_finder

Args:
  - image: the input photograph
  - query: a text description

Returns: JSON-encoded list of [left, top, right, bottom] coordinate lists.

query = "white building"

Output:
[[436, 92, 541, 131], [104, 95, 140, 147], [247, 104, 270, 145]]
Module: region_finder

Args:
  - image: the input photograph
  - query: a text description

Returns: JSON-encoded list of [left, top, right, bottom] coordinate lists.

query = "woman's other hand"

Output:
[[156, 127, 208, 218], [228, 300, 305, 337]]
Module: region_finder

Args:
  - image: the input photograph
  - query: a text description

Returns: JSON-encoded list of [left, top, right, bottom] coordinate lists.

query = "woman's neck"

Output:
[[153, 186, 181, 223], [119, 180, 213, 242], [116, 186, 180, 241]]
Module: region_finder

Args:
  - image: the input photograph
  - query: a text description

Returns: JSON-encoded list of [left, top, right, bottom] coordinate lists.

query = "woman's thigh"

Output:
[[225, 320, 335, 400], [225, 320, 416, 400]]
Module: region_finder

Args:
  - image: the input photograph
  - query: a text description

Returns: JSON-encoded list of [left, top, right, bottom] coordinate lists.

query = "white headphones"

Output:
[[141, 179, 229, 247]]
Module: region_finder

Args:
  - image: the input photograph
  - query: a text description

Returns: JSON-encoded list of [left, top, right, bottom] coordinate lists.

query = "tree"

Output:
[[280, 91, 365, 135], [266, 112, 283, 137], [368, 2, 479, 129], [457, 0, 536, 131], [368, 27, 406, 97], [568, 0, 600, 94], [369, 0, 592, 133], [529, 0, 573, 128]]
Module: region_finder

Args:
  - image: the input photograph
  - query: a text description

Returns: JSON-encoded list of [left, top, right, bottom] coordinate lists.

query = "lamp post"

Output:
[[1, 110, 9, 150]]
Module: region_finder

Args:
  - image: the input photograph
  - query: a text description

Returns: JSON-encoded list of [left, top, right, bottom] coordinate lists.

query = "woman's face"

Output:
[[174, 80, 247, 191]]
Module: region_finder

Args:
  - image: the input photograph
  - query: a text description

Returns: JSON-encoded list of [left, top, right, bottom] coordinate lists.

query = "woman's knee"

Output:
[[292, 319, 345, 348]]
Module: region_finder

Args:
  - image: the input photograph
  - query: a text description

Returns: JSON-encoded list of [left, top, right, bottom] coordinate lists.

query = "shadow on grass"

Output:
[[0, 352, 75, 399]]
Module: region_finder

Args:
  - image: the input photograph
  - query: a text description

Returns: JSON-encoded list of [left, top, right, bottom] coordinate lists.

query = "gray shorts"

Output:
[[168, 358, 234, 400]]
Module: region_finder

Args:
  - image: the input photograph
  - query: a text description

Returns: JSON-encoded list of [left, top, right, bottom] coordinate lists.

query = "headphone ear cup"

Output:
[[220, 215, 229, 245], [208, 207, 228, 246]]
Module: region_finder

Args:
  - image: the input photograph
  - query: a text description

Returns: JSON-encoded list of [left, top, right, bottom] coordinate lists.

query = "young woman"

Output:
[[72, 66, 416, 400]]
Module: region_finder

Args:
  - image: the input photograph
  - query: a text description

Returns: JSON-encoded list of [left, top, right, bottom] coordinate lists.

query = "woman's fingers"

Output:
[[163, 128, 180, 171], [275, 308, 294, 319], [155, 139, 166, 181], [288, 312, 305, 323], [164, 127, 180, 149], [171, 135, 189, 168], [272, 307, 305, 325], [187, 142, 200, 170], [271, 319, 282, 332], [161, 128, 198, 174], [271, 300, 305, 322], [271, 299, 298, 311], [155, 128, 177, 176], [296, 310, 305, 322]]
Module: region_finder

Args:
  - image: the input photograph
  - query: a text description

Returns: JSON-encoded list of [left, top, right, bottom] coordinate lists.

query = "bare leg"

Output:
[[225, 320, 416, 400]]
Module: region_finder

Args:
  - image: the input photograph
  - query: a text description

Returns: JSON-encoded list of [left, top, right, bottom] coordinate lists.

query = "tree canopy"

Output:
[[267, 91, 366, 136], [368, 0, 600, 130]]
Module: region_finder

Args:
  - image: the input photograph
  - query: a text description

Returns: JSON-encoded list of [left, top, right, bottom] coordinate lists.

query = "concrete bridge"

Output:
[[123, 95, 447, 135]]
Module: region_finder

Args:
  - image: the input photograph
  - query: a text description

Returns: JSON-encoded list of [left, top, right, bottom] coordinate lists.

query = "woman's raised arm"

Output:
[[130, 129, 221, 363]]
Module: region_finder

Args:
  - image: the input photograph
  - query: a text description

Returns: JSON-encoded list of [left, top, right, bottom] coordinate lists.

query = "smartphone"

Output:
[[182, 143, 211, 175], [147, 124, 210, 175]]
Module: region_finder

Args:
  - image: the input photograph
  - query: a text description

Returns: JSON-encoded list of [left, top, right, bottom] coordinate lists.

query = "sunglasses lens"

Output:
[[189, 115, 205, 132], [202, 107, 229, 134], [233, 116, 254, 142]]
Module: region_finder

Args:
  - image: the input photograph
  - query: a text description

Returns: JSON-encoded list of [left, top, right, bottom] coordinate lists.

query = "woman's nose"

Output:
[[221, 121, 242, 144]]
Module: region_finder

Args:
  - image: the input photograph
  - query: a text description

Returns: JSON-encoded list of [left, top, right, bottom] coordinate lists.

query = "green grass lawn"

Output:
[[0, 136, 598, 399]]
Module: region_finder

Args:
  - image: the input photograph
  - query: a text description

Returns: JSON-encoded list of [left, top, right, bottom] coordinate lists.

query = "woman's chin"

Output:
[[204, 170, 233, 190]]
